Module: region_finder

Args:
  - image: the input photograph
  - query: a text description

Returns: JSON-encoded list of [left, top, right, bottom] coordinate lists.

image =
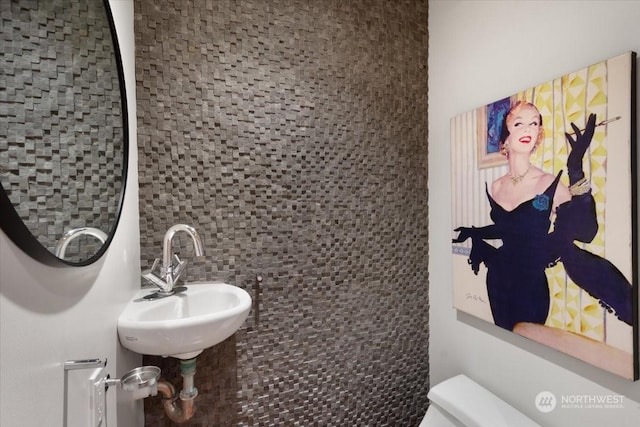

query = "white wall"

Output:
[[429, 1, 640, 426], [0, 1, 143, 426]]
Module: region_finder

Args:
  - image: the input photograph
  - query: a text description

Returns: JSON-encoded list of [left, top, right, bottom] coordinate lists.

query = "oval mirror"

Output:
[[0, 0, 128, 266]]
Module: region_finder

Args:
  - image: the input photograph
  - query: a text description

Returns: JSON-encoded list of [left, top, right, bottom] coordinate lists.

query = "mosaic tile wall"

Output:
[[135, 0, 428, 425], [0, 0, 124, 262]]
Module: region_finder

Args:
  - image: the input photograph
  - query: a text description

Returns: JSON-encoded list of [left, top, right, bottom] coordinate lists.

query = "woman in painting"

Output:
[[452, 101, 632, 331]]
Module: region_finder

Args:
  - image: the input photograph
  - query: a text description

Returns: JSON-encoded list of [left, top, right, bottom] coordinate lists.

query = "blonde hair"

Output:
[[499, 101, 544, 157]]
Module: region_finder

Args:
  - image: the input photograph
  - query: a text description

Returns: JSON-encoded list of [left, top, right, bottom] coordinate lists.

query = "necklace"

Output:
[[509, 164, 532, 185]]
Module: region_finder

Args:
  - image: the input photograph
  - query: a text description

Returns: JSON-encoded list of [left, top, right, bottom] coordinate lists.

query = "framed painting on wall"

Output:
[[450, 51, 638, 380], [476, 95, 514, 169]]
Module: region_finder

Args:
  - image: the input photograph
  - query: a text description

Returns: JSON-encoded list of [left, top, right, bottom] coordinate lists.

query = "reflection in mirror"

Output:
[[55, 227, 108, 260], [0, 0, 127, 265]]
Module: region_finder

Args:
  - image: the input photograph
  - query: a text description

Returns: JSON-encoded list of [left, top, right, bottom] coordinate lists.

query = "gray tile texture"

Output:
[[135, 0, 428, 425], [0, 0, 124, 262]]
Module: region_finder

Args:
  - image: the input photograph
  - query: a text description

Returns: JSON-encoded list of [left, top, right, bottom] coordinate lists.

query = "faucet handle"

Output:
[[148, 258, 166, 278], [142, 271, 170, 291], [172, 256, 188, 283], [141, 259, 171, 293], [160, 253, 182, 272], [172, 253, 182, 266]]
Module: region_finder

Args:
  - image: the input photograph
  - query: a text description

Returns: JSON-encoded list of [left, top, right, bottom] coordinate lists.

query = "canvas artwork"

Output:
[[450, 52, 638, 380]]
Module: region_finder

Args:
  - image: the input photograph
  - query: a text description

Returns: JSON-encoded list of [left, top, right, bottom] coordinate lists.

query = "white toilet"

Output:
[[419, 374, 541, 427]]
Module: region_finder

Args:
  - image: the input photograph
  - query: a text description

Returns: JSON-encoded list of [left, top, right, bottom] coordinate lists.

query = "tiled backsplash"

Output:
[[135, 0, 428, 424]]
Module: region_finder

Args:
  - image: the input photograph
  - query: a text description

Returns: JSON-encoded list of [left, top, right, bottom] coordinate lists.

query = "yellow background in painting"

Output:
[[517, 59, 609, 341]]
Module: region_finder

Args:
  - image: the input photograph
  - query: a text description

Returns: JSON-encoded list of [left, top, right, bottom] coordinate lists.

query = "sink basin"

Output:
[[117, 282, 251, 359]]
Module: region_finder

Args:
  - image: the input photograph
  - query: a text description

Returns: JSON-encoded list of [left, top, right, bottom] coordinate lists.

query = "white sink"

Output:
[[117, 282, 251, 359]]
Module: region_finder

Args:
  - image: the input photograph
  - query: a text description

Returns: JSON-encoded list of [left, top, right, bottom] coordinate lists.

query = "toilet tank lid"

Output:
[[427, 375, 540, 427]]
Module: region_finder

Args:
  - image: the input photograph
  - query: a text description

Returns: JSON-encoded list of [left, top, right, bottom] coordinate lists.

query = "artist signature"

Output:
[[465, 292, 487, 304]]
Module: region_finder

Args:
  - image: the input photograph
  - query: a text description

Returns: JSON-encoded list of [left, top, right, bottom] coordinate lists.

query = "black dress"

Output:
[[462, 172, 632, 331]]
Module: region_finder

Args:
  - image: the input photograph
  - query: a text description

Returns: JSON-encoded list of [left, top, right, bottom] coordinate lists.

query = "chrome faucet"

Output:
[[142, 224, 205, 295], [55, 227, 108, 259]]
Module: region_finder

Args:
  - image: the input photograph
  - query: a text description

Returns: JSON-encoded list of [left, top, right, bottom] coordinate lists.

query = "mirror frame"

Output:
[[0, 0, 129, 267]]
